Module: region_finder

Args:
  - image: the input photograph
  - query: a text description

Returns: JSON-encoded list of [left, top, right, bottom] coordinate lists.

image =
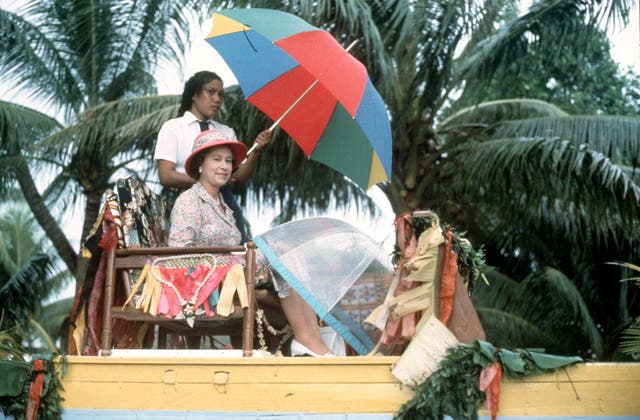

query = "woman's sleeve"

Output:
[[168, 194, 198, 247], [154, 121, 179, 163]]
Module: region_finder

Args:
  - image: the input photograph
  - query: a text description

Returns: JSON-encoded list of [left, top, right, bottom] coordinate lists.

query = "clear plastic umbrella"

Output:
[[254, 217, 393, 355]]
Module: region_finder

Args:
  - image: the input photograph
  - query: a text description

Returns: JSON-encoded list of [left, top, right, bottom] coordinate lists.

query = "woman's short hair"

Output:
[[186, 150, 207, 180], [177, 71, 222, 117]]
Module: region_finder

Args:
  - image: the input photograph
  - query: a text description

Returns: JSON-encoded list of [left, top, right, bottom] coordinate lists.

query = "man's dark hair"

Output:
[[177, 71, 222, 117]]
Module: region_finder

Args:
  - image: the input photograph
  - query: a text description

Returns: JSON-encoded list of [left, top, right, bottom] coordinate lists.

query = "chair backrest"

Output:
[[115, 177, 170, 248]]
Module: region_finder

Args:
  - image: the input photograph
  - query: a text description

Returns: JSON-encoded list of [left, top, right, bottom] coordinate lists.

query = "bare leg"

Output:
[[279, 288, 331, 355]]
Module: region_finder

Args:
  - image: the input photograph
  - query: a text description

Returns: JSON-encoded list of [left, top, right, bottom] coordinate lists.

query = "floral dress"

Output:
[[169, 182, 290, 297]]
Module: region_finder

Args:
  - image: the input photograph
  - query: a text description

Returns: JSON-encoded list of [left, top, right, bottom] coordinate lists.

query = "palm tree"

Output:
[[439, 98, 639, 357], [0, 205, 72, 352], [0, 0, 209, 284]]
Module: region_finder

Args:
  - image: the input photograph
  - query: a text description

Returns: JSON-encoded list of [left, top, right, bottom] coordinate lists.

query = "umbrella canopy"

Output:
[[205, 8, 392, 190], [253, 217, 393, 355]]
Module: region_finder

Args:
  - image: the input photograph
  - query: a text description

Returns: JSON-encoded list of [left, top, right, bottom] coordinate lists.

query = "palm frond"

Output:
[[439, 98, 568, 131], [522, 267, 603, 356], [493, 116, 640, 167], [618, 325, 640, 357], [471, 266, 523, 309], [473, 266, 603, 356], [607, 261, 640, 286], [26, 316, 57, 353], [0, 325, 25, 361], [0, 100, 61, 146], [476, 307, 558, 349], [0, 101, 64, 206], [0, 254, 52, 329], [449, 137, 640, 248], [0, 207, 39, 275], [455, 0, 634, 88], [0, 7, 85, 114], [33, 298, 73, 337], [38, 95, 179, 161], [2, 0, 201, 116]]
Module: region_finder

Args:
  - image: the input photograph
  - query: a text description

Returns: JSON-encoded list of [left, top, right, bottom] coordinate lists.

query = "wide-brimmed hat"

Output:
[[185, 129, 248, 177]]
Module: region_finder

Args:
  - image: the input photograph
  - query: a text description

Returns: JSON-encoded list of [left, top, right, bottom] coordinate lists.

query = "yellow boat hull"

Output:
[[58, 353, 640, 418]]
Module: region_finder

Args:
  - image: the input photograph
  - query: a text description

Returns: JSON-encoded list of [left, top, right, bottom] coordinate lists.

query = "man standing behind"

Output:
[[154, 71, 271, 242]]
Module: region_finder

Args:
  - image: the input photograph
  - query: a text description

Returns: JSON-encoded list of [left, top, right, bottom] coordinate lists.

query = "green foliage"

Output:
[[618, 324, 640, 359], [395, 340, 582, 419], [611, 262, 640, 359], [439, 98, 639, 357], [454, 26, 640, 116], [473, 267, 603, 358], [0, 355, 66, 420], [0, 0, 209, 282], [395, 344, 484, 420], [0, 325, 25, 362], [0, 203, 71, 352], [447, 224, 486, 290], [0, 254, 52, 331]]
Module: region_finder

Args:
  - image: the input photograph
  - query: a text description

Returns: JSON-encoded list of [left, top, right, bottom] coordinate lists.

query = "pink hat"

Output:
[[184, 129, 248, 177]]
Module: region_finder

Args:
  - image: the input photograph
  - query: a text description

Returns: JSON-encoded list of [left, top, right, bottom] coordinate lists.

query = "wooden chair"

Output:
[[95, 177, 264, 356], [99, 243, 257, 356]]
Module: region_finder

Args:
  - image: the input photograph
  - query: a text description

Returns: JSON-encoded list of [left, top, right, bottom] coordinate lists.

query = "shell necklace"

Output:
[[151, 254, 218, 327]]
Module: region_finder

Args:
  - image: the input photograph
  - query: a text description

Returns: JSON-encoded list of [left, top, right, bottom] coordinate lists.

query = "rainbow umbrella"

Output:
[[205, 8, 392, 190]]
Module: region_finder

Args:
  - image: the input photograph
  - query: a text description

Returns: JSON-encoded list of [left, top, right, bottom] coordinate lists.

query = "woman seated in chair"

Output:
[[169, 129, 333, 357]]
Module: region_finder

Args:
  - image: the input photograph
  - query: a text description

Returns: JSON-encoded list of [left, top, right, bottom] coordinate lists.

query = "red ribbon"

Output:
[[479, 361, 502, 420], [379, 213, 420, 346], [438, 229, 457, 325], [26, 359, 45, 420], [394, 213, 417, 259]]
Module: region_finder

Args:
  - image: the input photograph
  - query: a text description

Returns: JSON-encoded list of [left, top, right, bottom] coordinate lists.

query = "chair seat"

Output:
[[101, 243, 258, 356], [110, 307, 245, 335]]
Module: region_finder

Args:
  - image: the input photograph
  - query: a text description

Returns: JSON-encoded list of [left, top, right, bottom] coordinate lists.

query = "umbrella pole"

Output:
[[245, 80, 319, 158], [267, 79, 319, 132]]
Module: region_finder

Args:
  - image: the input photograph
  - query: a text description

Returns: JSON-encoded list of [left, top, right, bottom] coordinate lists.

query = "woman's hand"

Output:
[[231, 129, 272, 185], [253, 130, 272, 151]]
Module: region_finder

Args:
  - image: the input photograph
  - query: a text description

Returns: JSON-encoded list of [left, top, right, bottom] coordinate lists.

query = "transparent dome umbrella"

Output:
[[254, 217, 393, 354]]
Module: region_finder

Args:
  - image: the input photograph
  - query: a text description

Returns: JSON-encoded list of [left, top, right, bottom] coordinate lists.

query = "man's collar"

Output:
[[184, 111, 213, 124]]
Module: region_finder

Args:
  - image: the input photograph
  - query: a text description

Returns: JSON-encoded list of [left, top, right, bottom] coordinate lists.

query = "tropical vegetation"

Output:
[[0, 0, 638, 361], [0, 204, 72, 353], [0, 204, 69, 418], [395, 340, 582, 419]]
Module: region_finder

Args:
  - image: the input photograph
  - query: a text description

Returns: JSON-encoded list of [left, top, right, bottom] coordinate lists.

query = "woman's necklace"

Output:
[[211, 192, 226, 213], [151, 254, 218, 327]]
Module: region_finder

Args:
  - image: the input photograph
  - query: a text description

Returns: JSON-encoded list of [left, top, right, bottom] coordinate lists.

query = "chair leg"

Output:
[[186, 336, 201, 349], [243, 243, 257, 356], [100, 249, 116, 356], [230, 334, 242, 349], [158, 327, 167, 349]]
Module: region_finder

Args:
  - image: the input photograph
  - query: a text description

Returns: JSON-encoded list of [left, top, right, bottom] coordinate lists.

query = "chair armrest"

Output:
[[114, 244, 248, 257]]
